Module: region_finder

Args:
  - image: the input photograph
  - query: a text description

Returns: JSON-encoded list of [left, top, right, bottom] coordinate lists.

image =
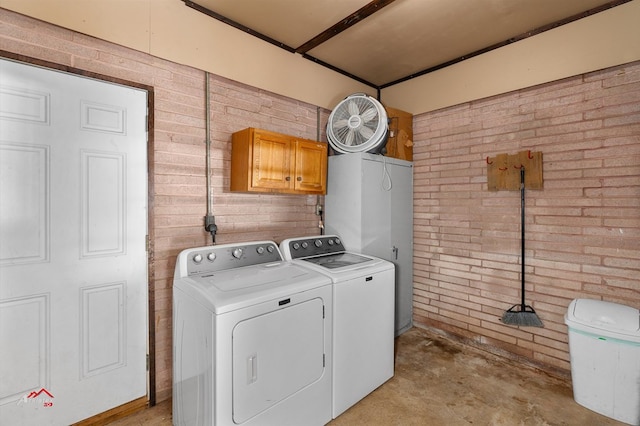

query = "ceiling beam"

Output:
[[295, 0, 397, 54], [182, 0, 296, 53]]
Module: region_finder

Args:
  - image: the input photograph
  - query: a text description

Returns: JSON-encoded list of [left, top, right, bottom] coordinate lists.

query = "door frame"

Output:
[[0, 51, 158, 405]]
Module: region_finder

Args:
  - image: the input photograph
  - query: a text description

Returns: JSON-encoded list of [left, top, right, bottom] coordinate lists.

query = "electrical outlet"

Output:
[[315, 204, 323, 216], [204, 215, 217, 232]]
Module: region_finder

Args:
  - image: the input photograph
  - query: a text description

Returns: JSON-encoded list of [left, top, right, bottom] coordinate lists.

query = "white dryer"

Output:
[[173, 241, 333, 426], [280, 235, 395, 418]]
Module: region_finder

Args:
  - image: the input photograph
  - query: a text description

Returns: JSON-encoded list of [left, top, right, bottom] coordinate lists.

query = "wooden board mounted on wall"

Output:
[[383, 106, 413, 161], [487, 150, 543, 191]]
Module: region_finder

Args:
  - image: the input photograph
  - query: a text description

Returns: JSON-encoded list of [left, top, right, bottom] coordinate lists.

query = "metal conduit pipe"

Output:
[[316, 106, 324, 234], [204, 72, 217, 243]]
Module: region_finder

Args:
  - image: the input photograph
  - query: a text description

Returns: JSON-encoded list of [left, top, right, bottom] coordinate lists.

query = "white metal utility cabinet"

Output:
[[173, 241, 333, 426], [280, 235, 395, 418]]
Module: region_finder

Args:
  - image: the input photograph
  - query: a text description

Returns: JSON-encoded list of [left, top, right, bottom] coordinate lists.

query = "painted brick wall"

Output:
[[413, 61, 640, 372], [1, 10, 328, 402]]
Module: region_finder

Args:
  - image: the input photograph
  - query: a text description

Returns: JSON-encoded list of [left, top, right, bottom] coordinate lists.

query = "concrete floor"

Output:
[[109, 327, 624, 426]]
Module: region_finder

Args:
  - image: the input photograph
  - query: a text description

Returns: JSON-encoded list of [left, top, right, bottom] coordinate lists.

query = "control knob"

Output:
[[314, 239, 323, 247], [207, 252, 216, 262], [232, 248, 243, 259], [193, 253, 203, 264]]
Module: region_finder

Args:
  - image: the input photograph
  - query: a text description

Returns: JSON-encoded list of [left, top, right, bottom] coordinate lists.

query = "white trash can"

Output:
[[565, 298, 640, 425]]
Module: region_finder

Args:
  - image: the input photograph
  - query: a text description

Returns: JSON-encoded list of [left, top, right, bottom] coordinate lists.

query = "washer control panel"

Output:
[[281, 235, 345, 260], [181, 241, 281, 276]]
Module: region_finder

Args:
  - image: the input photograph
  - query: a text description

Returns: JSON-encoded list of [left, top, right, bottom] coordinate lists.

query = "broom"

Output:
[[502, 167, 543, 327]]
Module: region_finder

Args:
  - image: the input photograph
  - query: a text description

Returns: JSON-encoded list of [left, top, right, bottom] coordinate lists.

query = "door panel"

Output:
[[0, 144, 48, 264], [0, 58, 148, 425], [361, 158, 392, 259], [388, 162, 414, 334], [232, 298, 325, 424]]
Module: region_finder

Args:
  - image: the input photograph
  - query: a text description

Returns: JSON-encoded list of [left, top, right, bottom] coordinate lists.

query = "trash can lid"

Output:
[[566, 299, 639, 334]]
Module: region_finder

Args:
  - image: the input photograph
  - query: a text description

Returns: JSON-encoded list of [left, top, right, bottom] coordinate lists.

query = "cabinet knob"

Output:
[[285, 176, 291, 181], [297, 176, 302, 181]]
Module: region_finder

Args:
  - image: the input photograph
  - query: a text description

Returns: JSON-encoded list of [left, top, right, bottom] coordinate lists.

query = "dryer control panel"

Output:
[[176, 241, 282, 277], [281, 235, 345, 260]]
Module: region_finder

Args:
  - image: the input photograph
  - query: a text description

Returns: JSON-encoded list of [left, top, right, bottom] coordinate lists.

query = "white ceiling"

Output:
[[183, 0, 628, 88]]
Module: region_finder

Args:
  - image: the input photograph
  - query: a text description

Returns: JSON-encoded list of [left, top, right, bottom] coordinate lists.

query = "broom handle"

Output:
[[520, 167, 526, 308]]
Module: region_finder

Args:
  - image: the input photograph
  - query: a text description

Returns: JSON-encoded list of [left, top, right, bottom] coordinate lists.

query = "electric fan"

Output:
[[326, 93, 389, 154]]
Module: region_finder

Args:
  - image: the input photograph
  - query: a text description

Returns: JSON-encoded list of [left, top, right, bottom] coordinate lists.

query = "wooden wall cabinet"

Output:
[[231, 127, 328, 195]]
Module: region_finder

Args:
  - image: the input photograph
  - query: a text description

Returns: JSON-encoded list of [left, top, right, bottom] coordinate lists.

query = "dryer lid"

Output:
[[184, 262, 331, 314]]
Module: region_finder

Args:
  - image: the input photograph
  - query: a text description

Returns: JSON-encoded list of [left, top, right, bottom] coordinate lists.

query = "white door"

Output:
[[0, 59, 148, 425], [388, 160, 413, 335], [361, 157, 414, 335]]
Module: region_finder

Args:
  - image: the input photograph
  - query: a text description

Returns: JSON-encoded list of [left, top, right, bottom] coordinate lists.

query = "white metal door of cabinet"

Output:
[[361, 158, 392, 259], [326, 153, 414, 336], [387, 159, 413, 334], [361, 156, 413, 334]]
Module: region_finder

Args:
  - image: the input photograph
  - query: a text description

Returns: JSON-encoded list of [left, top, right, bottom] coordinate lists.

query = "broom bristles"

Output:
[[502, 304, 544, 327]]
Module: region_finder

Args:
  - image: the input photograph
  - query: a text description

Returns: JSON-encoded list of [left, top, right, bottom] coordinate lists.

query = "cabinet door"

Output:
[[361, 158, 392, 259], [293, 139, 327, 194], [388, 161, 413, 335], [252, 130, 293, 191], [361, 156, 414, 336]]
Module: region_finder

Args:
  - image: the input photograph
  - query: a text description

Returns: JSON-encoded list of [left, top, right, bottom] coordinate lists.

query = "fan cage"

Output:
[[327, 94, 389, 154]]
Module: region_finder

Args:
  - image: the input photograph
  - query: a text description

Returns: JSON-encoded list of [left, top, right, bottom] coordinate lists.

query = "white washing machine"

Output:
[[280, 235, 395, 418], [173, 241, 333, 426]]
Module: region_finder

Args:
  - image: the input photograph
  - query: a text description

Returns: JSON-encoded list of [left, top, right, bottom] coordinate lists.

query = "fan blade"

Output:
[[345, 130, 355, 146], [359, 125, 374, 140], [360, 108, 377, 123], [333, 118, 349, 129], [348, 100, 359, 116]]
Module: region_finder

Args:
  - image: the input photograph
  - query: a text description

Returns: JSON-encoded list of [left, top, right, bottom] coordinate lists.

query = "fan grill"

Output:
[[327, 94, 388, 154]]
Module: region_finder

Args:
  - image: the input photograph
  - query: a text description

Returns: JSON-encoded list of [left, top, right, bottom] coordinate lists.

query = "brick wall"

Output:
[[2, 10, 328, 403], [413, 61, 640, 372]]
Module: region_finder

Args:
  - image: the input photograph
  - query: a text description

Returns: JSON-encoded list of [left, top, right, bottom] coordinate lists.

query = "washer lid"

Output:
[[567, 299, 640, 334], [302, 252, 371, 269]]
